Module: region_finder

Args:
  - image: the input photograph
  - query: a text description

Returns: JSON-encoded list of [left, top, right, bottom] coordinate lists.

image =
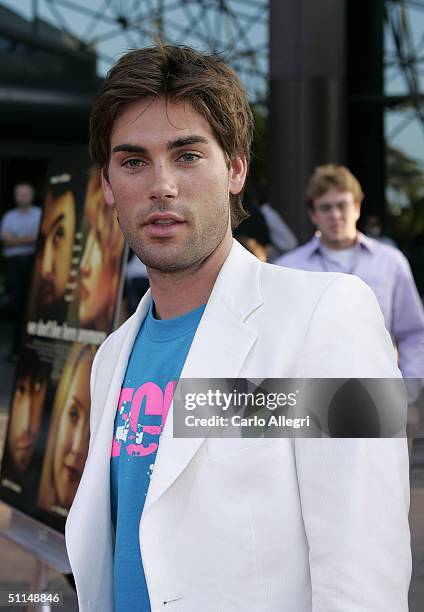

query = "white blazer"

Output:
[[66, 241, 411, 612]]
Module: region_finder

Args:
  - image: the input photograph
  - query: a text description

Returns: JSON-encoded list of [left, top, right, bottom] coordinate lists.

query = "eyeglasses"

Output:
[[314, 201, 354, 214]]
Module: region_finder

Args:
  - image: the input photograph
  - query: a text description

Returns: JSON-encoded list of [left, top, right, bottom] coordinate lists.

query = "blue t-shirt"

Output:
[[110, 300, 205, 612]]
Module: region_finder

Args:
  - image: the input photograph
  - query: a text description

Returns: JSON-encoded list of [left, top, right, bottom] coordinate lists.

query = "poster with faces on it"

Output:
[[27, 166, 82, 327], [0, 339, 95, 532], [35, 342, 96, 522], [0, 342, 52, 501], [0, 157, 127, 533], [26, 158, 127, 339]]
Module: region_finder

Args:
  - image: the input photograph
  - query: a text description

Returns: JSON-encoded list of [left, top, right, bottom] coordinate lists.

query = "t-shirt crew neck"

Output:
[[146, 300, 207, 342]]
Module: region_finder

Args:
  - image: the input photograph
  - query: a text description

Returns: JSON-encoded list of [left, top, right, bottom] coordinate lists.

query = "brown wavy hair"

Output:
[[89, 44, 253, 229], [305, 164, 364, 209]]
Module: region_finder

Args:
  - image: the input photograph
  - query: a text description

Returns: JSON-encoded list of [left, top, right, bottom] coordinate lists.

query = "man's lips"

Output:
[[143, 213, 185, 238], [144, 212, 185, 225]]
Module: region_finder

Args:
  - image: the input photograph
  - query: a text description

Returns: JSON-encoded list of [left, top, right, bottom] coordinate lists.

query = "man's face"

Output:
[[14, 185, 34, 209], [309, 188, 361, 249], [34, 191, 76, 314], [102, 97, 246, 272], [7, 373, 46, 473]]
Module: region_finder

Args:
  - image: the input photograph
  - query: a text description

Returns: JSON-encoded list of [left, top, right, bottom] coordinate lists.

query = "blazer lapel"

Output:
[[143, 241, 263, 514], [85, 290, 152, 482], [66, 292, 152, 606]]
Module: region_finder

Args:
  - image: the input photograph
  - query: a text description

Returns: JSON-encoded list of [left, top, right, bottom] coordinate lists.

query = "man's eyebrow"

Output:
[[111, 136, 209, 156], [167, 135, 209, 150], [112, 143, 148, 155]]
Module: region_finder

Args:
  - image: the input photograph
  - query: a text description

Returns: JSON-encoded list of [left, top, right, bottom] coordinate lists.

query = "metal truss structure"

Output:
[[385, 0, 424, 142], [27, 0, 269, 103]]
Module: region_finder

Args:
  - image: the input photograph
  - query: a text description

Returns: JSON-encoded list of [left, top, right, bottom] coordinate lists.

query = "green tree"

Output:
[[386, 145, 424, 246]]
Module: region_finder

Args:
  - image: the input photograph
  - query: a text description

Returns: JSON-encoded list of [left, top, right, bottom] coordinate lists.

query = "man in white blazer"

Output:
[[65, 45, 411, 611]]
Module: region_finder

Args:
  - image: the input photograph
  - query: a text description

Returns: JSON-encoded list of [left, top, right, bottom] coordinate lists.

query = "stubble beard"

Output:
[[118, 198, 230, 274]]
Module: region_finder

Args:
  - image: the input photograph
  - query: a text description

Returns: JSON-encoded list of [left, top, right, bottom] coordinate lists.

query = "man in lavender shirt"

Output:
[[276, 164, 424, 448]]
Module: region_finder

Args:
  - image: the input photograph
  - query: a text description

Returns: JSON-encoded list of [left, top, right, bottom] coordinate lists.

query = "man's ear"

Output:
[[229, 154, 248, 196], [101, 169, 115, 206], [354, 190, 364, 221], [308, 205, 318, 227], [353, 198, 362, 221]]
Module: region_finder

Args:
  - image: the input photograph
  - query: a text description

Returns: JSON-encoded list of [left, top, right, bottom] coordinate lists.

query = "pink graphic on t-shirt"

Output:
[[111, 381, 175, 458], [162, 380, 176, 426], [111, 387, 134, 457]]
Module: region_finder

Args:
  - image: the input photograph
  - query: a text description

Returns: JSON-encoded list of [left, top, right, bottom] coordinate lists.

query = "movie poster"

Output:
[[0, 158, 127, 533]]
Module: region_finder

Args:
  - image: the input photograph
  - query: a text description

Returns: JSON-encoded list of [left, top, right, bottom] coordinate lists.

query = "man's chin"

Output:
[[137, 247, 199, 273], [145, 258, 199, 273], [323, 230, 345, 243]]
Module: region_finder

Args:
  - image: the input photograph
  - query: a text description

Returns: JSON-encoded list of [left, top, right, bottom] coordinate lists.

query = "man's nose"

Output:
[[149, 163, 178, 201], [41, 240, 54, 278], [329, 204, 343, 219]]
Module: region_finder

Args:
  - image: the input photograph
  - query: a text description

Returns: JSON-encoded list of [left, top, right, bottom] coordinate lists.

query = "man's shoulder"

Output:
[[2, 206, 41, 223], [1, 207, 18, 223], [1, 209, 17, 234], [229, 242, 368, 305], [258, 259, 367, 305], [249, 260, 395, 377], [30, 206, 42, 217], [274, 239, 316, 268], [364, 236, 411, 271]]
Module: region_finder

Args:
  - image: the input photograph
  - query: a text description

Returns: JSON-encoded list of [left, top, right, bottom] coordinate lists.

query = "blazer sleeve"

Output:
[[295, 274, 411, 611]]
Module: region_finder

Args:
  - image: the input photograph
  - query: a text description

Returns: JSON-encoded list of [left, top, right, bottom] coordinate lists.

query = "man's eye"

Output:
[[123, 159, 144, 169], [178, 153, 200, 163]]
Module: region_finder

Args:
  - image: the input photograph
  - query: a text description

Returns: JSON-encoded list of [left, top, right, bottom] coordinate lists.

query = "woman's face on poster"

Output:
[[79, 224, 113, 328], [52, 357, 91, 508]]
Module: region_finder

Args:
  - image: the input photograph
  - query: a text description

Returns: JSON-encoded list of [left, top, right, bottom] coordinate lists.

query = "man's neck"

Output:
[[147, 229, 233, 320], [17, 205, 32, 213], [319, 233, 357, 251]]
